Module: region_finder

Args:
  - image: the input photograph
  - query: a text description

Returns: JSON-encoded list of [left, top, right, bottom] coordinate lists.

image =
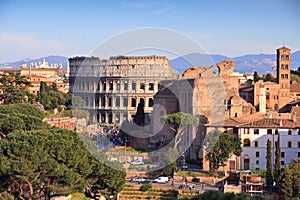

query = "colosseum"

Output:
[[69, 55, 176, 124]]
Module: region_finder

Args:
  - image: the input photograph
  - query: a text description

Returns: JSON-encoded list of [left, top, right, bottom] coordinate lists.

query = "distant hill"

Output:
[[0, 56, 68, 69], [1, 51, 300, 74], [170, 51, 300, 74]]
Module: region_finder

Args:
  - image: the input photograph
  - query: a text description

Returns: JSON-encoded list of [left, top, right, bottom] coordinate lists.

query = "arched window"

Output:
[[213, 66, 220, 76], [243, 139, 251, 147], [148, 98, 154, 107]]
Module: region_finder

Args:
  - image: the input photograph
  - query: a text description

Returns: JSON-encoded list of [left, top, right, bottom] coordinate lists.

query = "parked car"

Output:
[[130, 160, 144, 165], [130, 177, 149, 184], [153, 176, 169, 183], [181, 163, 188, 170]]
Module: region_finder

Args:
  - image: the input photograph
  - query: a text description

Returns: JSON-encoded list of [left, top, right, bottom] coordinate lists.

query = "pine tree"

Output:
[[274, 133, 281, 185], [289, 160, 300, 198], [266, 139, 274, 192], [279, 166, 293, 199]]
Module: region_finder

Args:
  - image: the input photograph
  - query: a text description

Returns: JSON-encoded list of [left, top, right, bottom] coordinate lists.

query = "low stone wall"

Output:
[[224, 184, 242, 194]]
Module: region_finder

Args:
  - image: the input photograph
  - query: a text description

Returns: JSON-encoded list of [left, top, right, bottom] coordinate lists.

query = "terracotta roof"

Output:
[[24, 75, 47, 78], [239, 85, 254, 92], [290, 84, 300, 92], [238, 118, 300, 129], [0, 68, 21, 71], [291, 106, 300, 117], [209, 118, 247, 127]]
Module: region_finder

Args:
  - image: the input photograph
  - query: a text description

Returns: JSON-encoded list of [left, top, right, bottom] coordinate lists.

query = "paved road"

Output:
[[126, 180, 219, 192]]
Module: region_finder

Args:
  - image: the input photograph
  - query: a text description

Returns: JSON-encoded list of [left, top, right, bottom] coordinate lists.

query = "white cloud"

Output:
[[0, 32, 76, 62]]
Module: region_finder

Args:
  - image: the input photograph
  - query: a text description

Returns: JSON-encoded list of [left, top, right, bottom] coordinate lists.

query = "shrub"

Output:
[[140, 183, 152, 191], [0, 192, 14, 200]]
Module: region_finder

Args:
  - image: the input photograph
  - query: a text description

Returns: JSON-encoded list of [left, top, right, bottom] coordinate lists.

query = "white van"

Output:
[[153, 176, 169, 183]]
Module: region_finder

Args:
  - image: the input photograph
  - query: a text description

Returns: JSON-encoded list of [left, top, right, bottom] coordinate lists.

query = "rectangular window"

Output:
[[256, 160, 259, 165], [132, 82, 136, 90], [131, 98, 136, 107], [285, 74, 288, 79], [298, 152, 300, 158], [108, 97, 112, 107], [109, 81, 113, 90], [124, 82, 128, 90], [281, 152, 285, 158], [285, 64, 288, 69], [101, 96, 106, 107], [281, 161, 285, 165], [281, 74, 285, 79], [254, 129, 259, 134], [102, 81, 106, 91], [256, 152, 260, 158], [150, 64, 153, 70], [255, 141, 258, 147], [140, 83, 145, 90], [288, 141, 292, 148], [149, 83, 154, 91], [123, 97, 128, 107], [274, 95, 278, 100], [116, 96, 120, 107], [267, 129, 272, 134], [298, 141, 300, 148], [281, 64, 285, 69], [288, 130, 292, 135]]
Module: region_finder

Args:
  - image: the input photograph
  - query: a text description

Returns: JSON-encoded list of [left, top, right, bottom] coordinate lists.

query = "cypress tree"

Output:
[[266, 139, 274, 192], [274, 133, 281, 185]]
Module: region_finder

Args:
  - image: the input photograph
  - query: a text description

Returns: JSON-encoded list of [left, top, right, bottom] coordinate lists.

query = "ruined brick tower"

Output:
[[277, 46, 291, 109]]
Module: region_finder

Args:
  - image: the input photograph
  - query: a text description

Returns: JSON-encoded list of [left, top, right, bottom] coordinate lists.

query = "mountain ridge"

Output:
[[1, 51, 300, 74]]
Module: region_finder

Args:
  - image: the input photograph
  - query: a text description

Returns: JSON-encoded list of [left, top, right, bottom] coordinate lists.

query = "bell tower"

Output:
[[277, 45, 291, 108]]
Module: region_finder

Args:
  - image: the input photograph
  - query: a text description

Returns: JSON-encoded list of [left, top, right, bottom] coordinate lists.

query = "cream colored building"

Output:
[[68, 56, 176, 124]]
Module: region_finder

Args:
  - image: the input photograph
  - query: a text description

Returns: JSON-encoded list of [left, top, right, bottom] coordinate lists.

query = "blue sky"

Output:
[[0, 0, 299, 62]]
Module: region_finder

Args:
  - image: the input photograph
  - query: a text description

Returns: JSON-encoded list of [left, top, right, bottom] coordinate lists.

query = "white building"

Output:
[[206, 107, 300, 171], [239, 117, 300, 170]]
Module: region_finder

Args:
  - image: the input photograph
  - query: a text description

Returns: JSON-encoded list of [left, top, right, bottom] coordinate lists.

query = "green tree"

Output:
[[254, 71, 260, 82], [37, 81, 75, 110], [289, 160, 300, 198], [0, 192, 14, 200], [162, 112, 199, 148], [0, 129, 125, 200], [133, 99, 145, 126], [274, 133, 281, 185], [290, 74, 300, 83], [266, 139, 274, 192], [0, 103, 45, 119], [162, 148, 179, 176], [0, 104, 48, 138], [204, 131, 242, 175], [0, 73, 35, 104], [264, 73, 275, 82], [279, 166, 293, 199]]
